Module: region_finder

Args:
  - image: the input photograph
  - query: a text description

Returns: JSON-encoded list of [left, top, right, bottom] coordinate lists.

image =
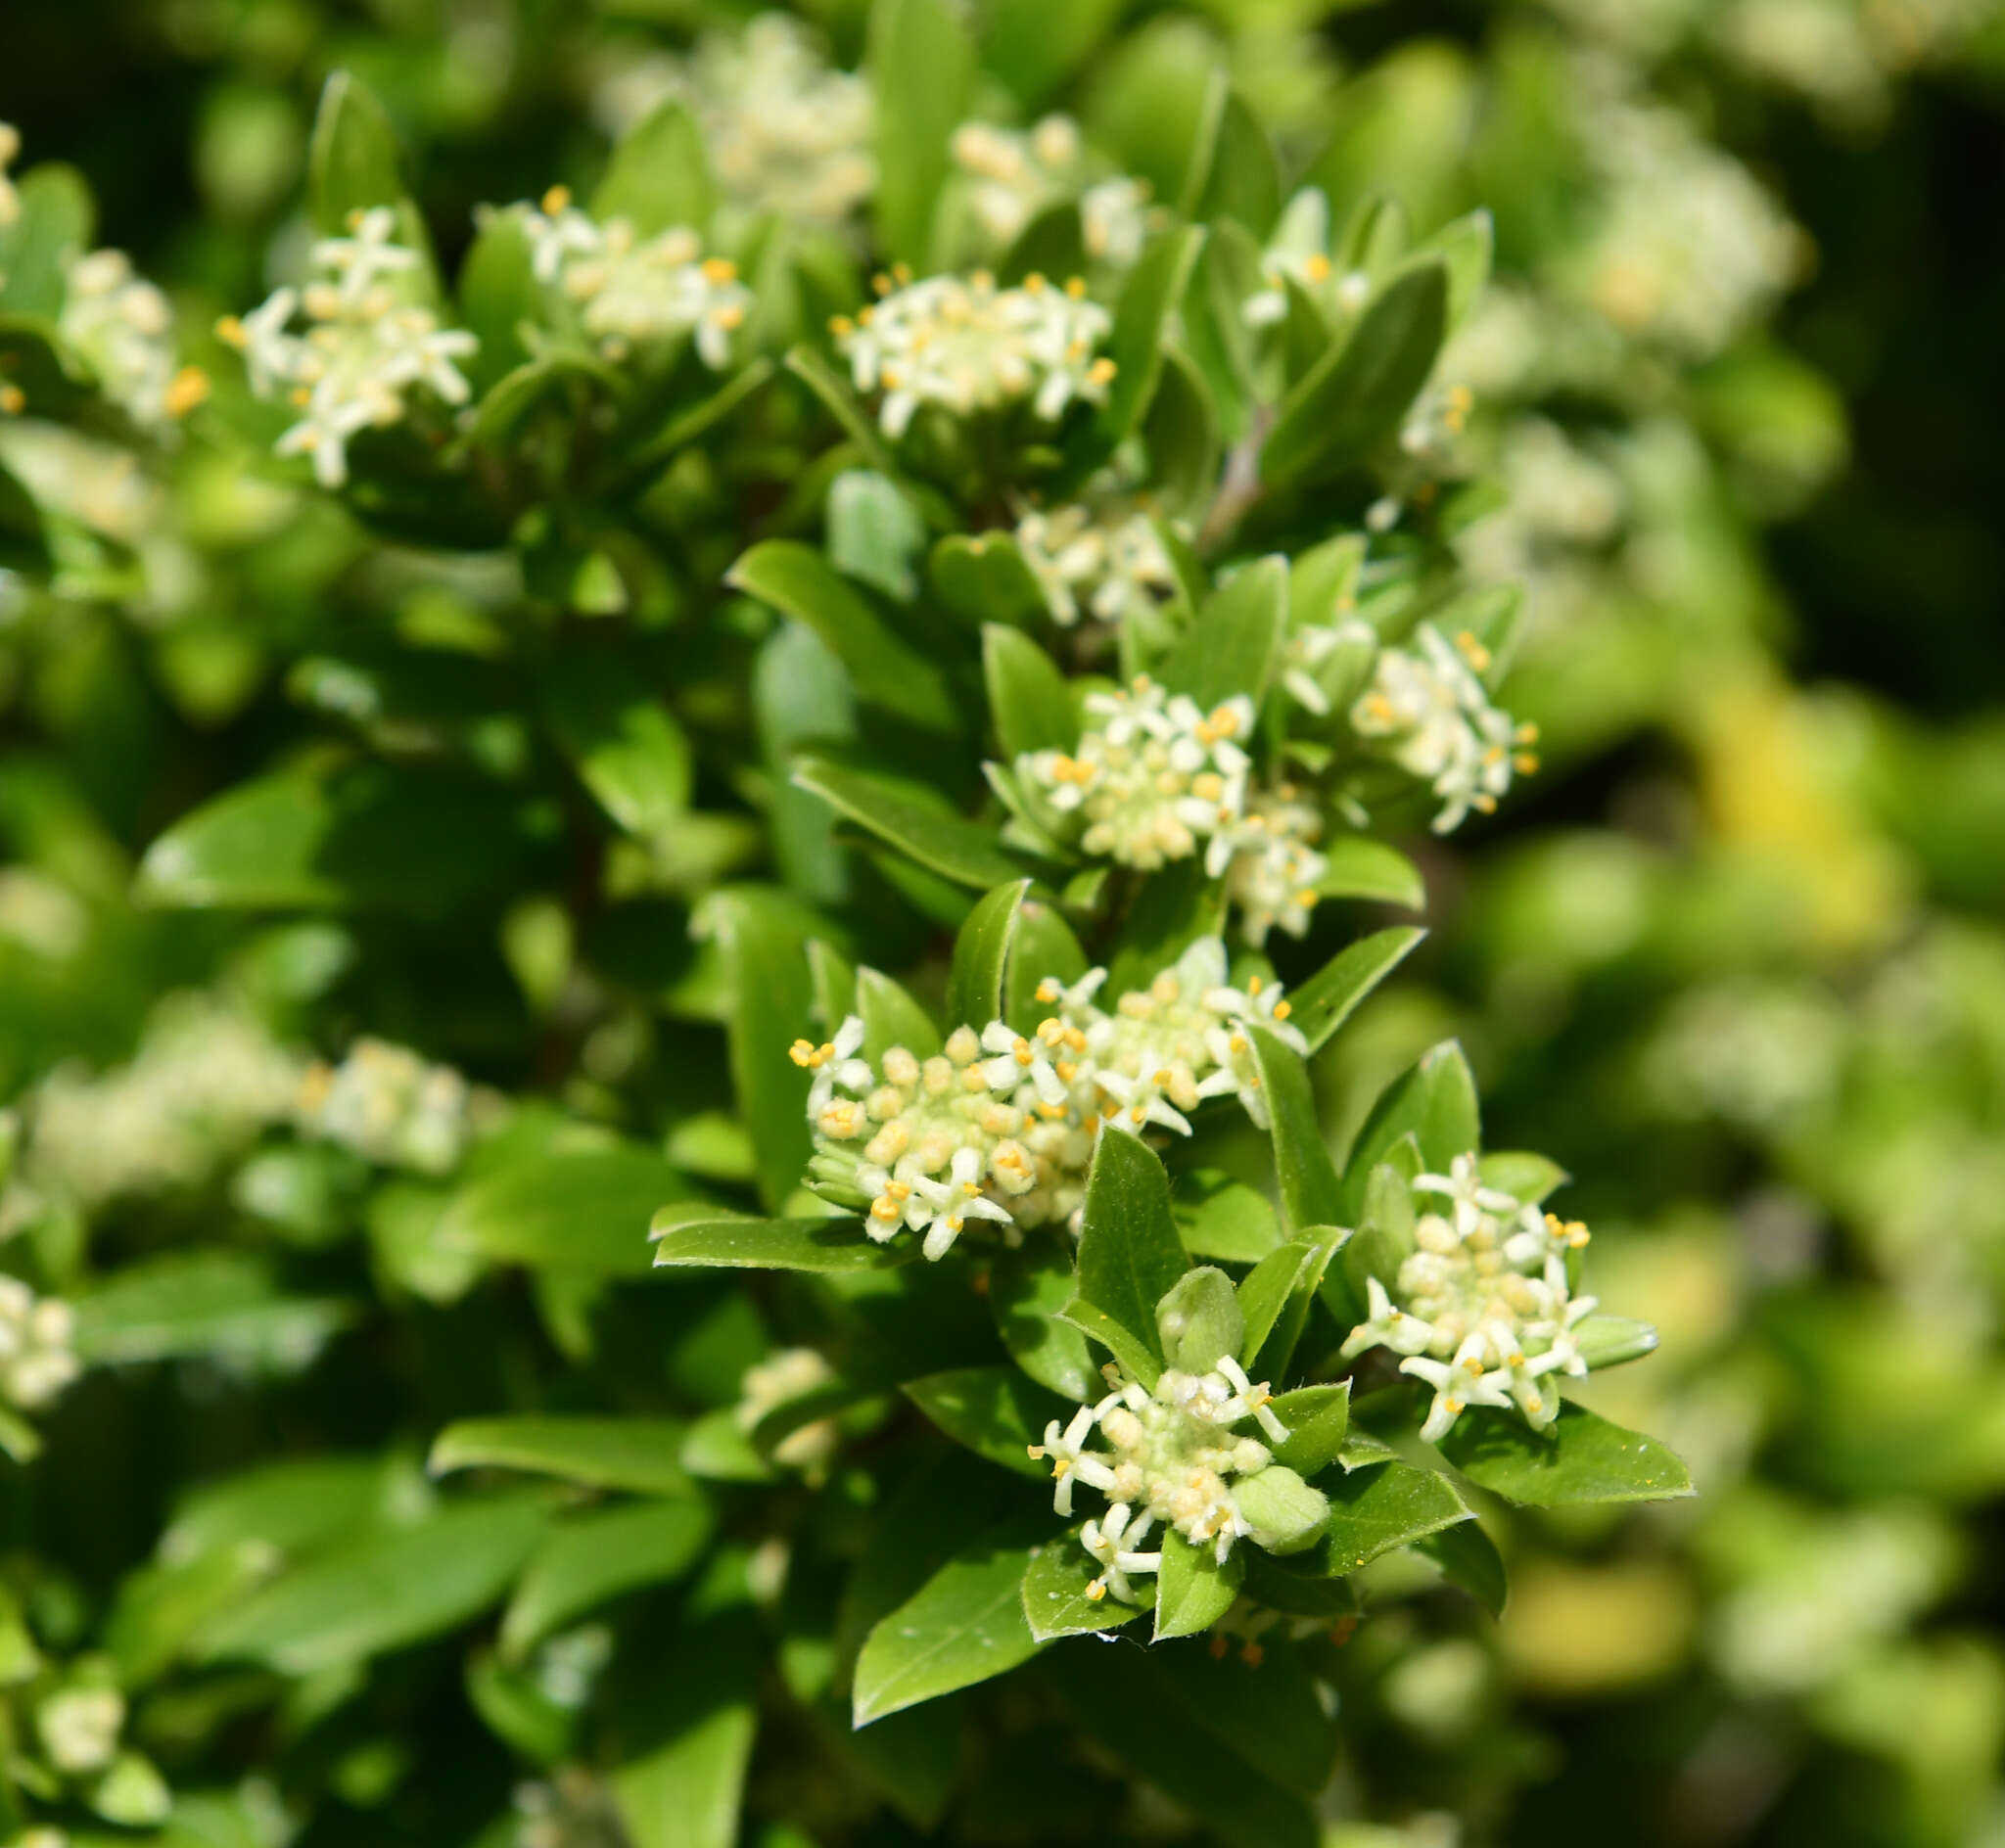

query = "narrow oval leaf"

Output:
[[441, 1147, 691, 1274], [989, 1241, 1097, 1402], [1318, 836, 1425, 910], [1340, 1039, 1480, 1219], [1316, 1458, 1470, 1574], [948, 879, 1030, 1031], [904, 1366, 1068, 1478], [1153, 1528, 1243, 1639], [792, 759, 1032, 891], [651, 1214, 913, 1272], [428, 1417, 692, 1497], [852, 1539, 1041, 1727], [984, 626, 1077, 762], [1248, 1024, 1343, 1233], [501, 1502, 714, 1659], [1092, 224, 1206, 449], [1159, 555, 1286, 711], [592, 97, 714, 238], [1174, 1171, 1283, 1264], [1436, 1403, 1694, 1506], [1414, 1517, 1506, 1617], [869, 0, 973, 266], [857, 965, 943, 1063], [1075, 1131, 1189, 1376], [930, 531, 1049, 629]]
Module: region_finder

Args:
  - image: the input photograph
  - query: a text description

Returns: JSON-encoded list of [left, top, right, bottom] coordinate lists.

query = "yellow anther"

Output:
[[1515, 754, 1540, 775], [0, 384, 23, 416], [1087, 357, 1117, 386], [1272, 1000, 1292, 1020], [164, 366, 210, 417], [1293, 891, 1319, 910], [1153, 1069, 1173, 1086], [540, 184, 572, 215], [1036, 980, 1060, 1003], [893, 262, 913, 285], [1247, 976, 1263, 995], [702, 256, 738, 284], [1065, 276, 1088, 299], [1130, 1106, 1146, 1124], [787, 1039, 817, 1067], [214, 313, 247, 347], [291, 386, 312, 406], [1024, 272, 1047, 293], [1085, 1579, 1106, 1602], [870, 1197, 900, 1223], [872, 272, 893, 296], [1229, 1034, 1247, 1054], [1304, 254, 1331, 282]]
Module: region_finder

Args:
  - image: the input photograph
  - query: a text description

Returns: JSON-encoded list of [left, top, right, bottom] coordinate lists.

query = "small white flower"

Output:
[[1403, 1354, 1516, 1443], [1080, 1501, 1161, 1604]]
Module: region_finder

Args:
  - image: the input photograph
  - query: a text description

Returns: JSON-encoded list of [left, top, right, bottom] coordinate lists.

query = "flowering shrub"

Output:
[[8, 0, 2002, 1842]]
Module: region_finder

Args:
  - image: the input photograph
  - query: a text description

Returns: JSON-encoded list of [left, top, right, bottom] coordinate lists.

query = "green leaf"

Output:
[[1419, 208, 1493, 331], [1000, 199, 1087, 286], [989, 1240, 1097, 1402], [1248, 1025, 1342, 1234], [1196, 92, 1282, 235], [501, 1502, 714, 1659], [982, 0, 1127, 104], [827, 470, 926, 603], [984, 626, 1077, 762], [1057, 1298, 1159, 1388], [0, 166, 94, 316], [1261, 258, 1449, 487], [1093, 225, 1206, 450], [869, 0, 973, 266], [1318, 836, 1425, 910], [679, 1409, 777, 1484], [1437, 1403, 1694, 1506], [1159, 555, 1286, 710], [853, 1536, 1042, 1726], [307, 70, 405, 236], [1174, 1171, 1283, 1263], [1145, 344, 1223, 514], [1414, 1517, 1506, 1617], [440, 1146, 689, 1274], [1155, 1267, 1243, 1374], [1074, 1131, 1189, 1382], [1004, 897, 1091, 1032], [1269, 1384, 1351, 1477], [1289, 926, 1425, 1056], [200, 1499, 547, 1675], [592, 98, 713, 238], [793, 758, 1032, 891], [1020, 1537, 1149, 1641], [457, 209, 539, 388], [699, 886, 819, 1211], [1153, 1529, 1244, 1639], [428, 1417, 693, 1497], [69, 1252, 353, 1371], [651, 1213, 913, 1272], [930, 531, 1050, 629], [611, 1615, 761, 1848], [1341, 1039, 1480, 1219], [809, 939, 860, 1034], [1236, 1242, 1323, 1369], [1315, 1458, 1470, 1573], [727, 541, 958, 732], [1104, 859, 1225, 995], [946, 879, 1029, 1033], [904, 1366, 1068, 1478], [547, 654, 692, 840], [135, 763, 529, 913], [1479, 1150, 1569, 1205], [1148, 1638, 1336, 1797], [857, 965, 943, 1063], [785, 344, 895, 474]]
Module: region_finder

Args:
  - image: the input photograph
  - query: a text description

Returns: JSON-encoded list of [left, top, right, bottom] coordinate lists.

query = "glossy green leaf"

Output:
[[1315, 1457, 1471, 1573], [651, 1213, 912, 1272], [592, 98, 713, 237], [1173, 1171, 1283, 1263], [0, 166, 95, 316], [793, 758, 1031, 891], [501, 1502, 713, 1659], [1248, 1024, 1342, 1234], [1576, 1316, 1660, 1369], [440, 1146, 689, 1274], [857, 965, 943, 1063], [1437, 1403, 1694, 1506], [307, 70, 404, 236], [1159, 554, 1286, 710], [1269, 1384, 1351, 1478], [1341, 1039, 1480, 1219], [1003, 895, 1090, 1032], [853, 1536, 1041, 1725], [1074, 1130, 1189, 1381], [1236, 1241, 1323, 1369], [827, 469, 926, 603], [70, 1252, 354, 1371], [727, 541, 957, 732], [946, 878, 1030, 1032], [1415, 1517, 1507, 1617], [428, 1417, 692, 1497], [1419, 208, 1494, 332], [1479, 1150, 1569, 1205], [1020, 1537, 1149, 1641], [200, 1499, 547, 1674], [904, 1366, 1068, 1478], [1153, 1528, 1243, 1639], [869, 0, 973, 266], [611, 1615, 760, 1848], [1093, 224, 1205, 449], [1289, 927, 1425, 1056], [1262, 258, 1448, 486]]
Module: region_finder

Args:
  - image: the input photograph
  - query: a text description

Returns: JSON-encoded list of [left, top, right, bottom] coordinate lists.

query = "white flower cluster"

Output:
[[36, 1684, 125, 1776], [0, 1275, 79, 1411], [1018, 677, 1332, 944], [798, 939, 1306, 1255], [1569, 68, 1805, 358], [220, 207, 476, 487], [1340, 1155, 1597, 1443], [833, 269, 1115, 439], [18, 993, 304, 1210], [515, 187, 752, 368], [595, 14, 875, 229], [513, 1766, 629, 1848], [1030, 1359, 1291, 1602], [1717, 0, 1997, 125], [299, 1038, 496, 1176], [1349, 624, 1538, 833], [1012, 485, 1178, 627], [58, 250, 206, 432], [735, 1346, 841, 1477], [951, 116, 1152, 269]]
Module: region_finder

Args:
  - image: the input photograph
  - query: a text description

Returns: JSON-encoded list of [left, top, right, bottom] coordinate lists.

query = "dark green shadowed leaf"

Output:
[[429, 1417, 692, 1497], [1093, 225, 1206, 450], [784, 344, 895, 473], [948, 879, 1030, 1029], [904, 1366, 1069, 1478], [501, 1501, 714, 1659], [793, 759, 1033, 891], [1074, 1130, 1189, 1378], [727, 542, 957, 732], [1104, 860, 1226, 995], [1437, 1403, 1694, 1506], [931, 531, 1050, 629], [990, 1240, 1097, 1402], [651, 1214, 914, 1272], [1416, 1517, 1507, 1617], [853, 1535, 1042, 1726], [440, 1146, 691, 1274], [1153, 1529, 1243, 1639], [1261, 258, 1448, 487]]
